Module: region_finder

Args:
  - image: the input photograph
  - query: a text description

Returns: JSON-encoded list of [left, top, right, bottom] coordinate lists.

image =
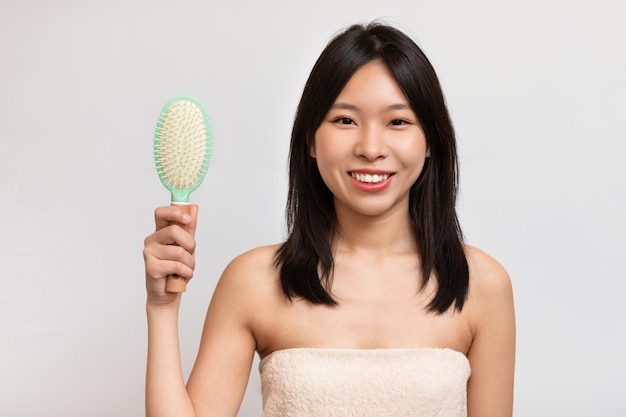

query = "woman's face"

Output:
[[311, 60, 429, 219]]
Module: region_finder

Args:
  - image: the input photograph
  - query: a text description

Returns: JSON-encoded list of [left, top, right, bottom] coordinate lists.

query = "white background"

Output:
[[1, 0, 624, 416]]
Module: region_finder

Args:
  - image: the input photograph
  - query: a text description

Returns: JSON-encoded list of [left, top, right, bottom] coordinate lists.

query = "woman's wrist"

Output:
[[146, 296, 181, 316]]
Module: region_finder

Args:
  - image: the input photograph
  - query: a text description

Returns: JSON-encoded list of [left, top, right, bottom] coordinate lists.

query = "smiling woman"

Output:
[[143, 22, 515, 417], [311, 60, 429, 216], [276, 24, 470, 316]]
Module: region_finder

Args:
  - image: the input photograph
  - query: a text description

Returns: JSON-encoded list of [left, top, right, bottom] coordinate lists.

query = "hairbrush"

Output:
[[153, 96, 212, 292]]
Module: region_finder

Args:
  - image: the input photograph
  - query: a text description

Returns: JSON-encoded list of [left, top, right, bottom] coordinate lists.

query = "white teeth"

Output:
[[351, 172, 390, 183]]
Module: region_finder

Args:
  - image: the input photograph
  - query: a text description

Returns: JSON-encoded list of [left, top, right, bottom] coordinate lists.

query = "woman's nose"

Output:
[[354, 124, 389, 161]]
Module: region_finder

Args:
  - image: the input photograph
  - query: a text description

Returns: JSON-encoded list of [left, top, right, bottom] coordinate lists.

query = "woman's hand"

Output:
[[143, 205, 199, 308]]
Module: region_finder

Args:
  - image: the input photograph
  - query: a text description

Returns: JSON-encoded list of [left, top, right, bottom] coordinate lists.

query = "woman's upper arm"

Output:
[[466, 249, 516, 417], [186, 252, 264, 417]]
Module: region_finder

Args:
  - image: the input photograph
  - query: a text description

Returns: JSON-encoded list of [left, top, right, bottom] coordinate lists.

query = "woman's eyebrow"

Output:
[[331, 102, 360, 111], [330, 103, 411, 111], [386, 103, 411, 111]]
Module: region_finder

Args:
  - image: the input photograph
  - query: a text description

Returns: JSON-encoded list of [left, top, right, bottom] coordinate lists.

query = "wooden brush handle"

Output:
[[166, 203, 191, 293]]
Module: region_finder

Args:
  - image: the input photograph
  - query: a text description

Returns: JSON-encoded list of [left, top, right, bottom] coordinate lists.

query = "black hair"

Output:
[[274, 22, 469, 313]]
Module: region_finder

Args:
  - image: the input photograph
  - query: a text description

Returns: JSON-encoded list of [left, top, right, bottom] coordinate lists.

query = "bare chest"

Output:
[[255, 277, 472, 358]]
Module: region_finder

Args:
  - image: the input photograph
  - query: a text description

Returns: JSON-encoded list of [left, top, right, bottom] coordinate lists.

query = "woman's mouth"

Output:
[[350, 172, 391, 184]]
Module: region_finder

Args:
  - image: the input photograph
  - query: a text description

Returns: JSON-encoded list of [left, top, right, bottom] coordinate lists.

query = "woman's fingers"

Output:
[[146, 257, 195, 282], [148, 223, 197, 254], [145, 206, 197, 267], [153, 205, 198, 234], [144, 235, 196, 277], [151, 244, 196, 275], [144, 205, 199, 301]]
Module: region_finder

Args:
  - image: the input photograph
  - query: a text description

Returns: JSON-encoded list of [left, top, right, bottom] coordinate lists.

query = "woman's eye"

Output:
[[390, 119, 409, 126], [334, 117, 354, 125]]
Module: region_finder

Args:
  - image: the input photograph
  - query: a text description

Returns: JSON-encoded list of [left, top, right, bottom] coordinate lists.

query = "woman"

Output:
[[143, 23, 515, 417]]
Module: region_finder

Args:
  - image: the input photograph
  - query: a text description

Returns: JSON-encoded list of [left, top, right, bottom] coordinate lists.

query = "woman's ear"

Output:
[[309, 140, 316, 158]]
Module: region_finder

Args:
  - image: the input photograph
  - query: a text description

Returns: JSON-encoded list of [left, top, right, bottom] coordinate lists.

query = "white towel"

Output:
[[259, 347, 470, 417]]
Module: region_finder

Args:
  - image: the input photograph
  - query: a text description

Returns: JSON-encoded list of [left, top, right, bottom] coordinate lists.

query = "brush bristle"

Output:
[[154, 99, 211, 190]]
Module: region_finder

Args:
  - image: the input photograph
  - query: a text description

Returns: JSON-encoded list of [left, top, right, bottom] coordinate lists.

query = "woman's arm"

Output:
[[466, 247, 516, 417], [143, 205, 260, 417], [146, 286, 256, 417], [144, 205, 199, 417], [146, 299, 197, 417], [186, 254, 260, 416]]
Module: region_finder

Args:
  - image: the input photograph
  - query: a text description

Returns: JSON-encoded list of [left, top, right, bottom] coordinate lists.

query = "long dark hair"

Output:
[[274, 22, 469, 314]]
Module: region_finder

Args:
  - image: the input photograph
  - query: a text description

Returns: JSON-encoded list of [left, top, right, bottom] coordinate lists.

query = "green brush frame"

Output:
[[153, 95, 212, 203]]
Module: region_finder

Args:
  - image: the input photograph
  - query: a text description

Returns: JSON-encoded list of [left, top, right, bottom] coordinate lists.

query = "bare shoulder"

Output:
[[463, 244, 515, 326], [217, 243, 282, 291], [209, 243, 283, 313], [223, 244, 281, 277], [464, 245, 513, 298]]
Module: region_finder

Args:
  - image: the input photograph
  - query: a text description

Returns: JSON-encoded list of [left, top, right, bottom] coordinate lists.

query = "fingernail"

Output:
[[182, 214, 191, 222]]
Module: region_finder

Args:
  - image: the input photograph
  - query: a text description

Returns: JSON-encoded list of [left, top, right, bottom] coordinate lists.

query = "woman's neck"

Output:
[[332, 202, 417, 257]]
